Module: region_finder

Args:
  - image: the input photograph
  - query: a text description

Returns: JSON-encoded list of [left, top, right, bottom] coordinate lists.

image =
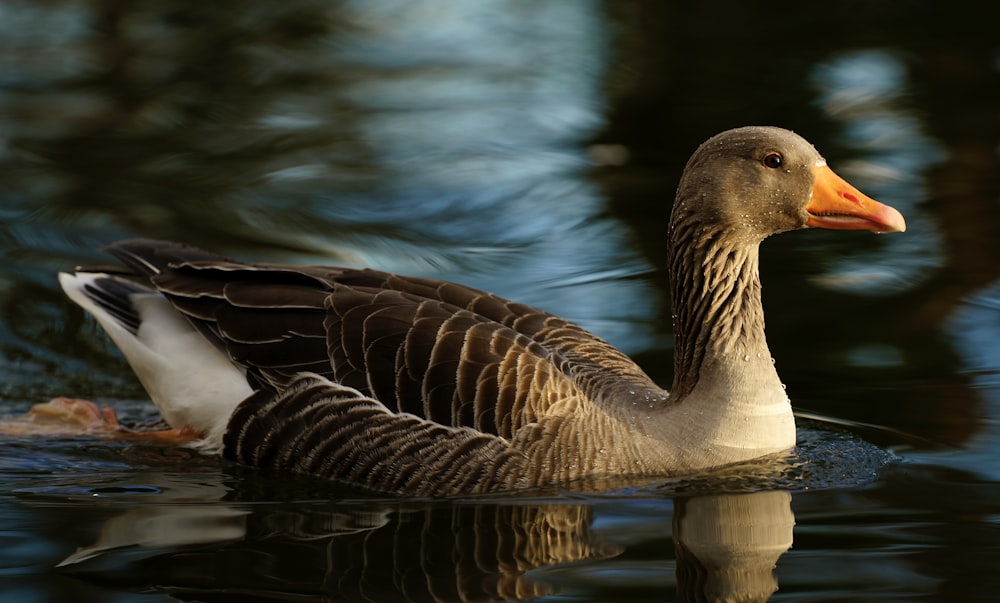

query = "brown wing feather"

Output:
[[103, 239, 657, 437]]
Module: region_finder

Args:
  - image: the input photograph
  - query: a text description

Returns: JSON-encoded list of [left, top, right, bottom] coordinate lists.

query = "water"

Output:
[[1, 1, 998, 601]]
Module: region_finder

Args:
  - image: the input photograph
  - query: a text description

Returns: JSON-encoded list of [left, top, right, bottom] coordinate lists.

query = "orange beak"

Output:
[[805, 164, 906, 233]]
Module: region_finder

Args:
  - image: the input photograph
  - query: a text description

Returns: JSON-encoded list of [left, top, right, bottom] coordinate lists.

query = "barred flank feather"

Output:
[[224, 373, 529, 496]]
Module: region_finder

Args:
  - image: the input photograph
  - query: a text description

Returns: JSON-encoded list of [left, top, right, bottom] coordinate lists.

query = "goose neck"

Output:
[[667, 222, 775, 401]]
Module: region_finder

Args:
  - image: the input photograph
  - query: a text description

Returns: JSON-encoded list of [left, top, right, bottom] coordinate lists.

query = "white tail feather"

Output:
[[58, 272, 252, 451]]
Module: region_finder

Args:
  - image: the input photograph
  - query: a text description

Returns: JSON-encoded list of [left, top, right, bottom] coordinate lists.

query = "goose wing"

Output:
[[105, 239, 659, 438]]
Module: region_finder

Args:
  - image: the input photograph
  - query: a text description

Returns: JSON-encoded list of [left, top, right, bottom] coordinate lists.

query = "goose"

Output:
[[57, 126, 905, 496]]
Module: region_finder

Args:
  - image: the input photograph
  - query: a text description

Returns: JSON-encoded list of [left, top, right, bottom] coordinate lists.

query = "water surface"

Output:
[[1, 1, 998, 601]]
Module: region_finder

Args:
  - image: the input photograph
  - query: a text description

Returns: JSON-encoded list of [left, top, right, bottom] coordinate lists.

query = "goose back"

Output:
[[106, 239, 662, 440]]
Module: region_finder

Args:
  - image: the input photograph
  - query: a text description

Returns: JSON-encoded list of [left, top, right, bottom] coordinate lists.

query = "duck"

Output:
[[57, 126, 905, 496]]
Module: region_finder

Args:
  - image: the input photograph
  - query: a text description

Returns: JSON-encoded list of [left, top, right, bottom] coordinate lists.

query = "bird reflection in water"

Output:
[[674, 492, 793, 603], [57, 482, 793, 603]]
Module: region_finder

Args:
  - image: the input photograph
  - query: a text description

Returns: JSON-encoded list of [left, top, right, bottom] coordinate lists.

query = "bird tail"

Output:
[[58, 271, 252, 451]]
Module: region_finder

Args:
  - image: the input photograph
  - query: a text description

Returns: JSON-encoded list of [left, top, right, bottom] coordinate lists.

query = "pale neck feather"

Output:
[[645, 214, 795, 469]]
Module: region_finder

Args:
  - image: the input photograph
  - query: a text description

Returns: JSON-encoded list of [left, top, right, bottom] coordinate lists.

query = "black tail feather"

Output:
[[79, 276, 150, 336]]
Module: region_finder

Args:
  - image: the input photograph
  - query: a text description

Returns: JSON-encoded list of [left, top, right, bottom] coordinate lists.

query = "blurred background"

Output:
[[1, 1, 998, 601]]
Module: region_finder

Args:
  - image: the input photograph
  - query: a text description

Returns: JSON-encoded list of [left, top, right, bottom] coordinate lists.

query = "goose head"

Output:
[[671, 126, 906, 247]]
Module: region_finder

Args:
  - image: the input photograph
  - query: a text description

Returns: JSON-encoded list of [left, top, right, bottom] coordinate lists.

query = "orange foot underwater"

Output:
[[0, 397, 201, 443]]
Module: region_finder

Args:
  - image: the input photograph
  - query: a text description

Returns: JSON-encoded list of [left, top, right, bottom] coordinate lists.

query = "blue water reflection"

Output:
[[940, 284, 1000, 479], [812, 49, 944, 295]]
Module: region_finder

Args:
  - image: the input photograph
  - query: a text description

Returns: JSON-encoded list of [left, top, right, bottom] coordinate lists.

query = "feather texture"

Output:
[[104, 239, 660, 440], [225, 374, 530, 495]]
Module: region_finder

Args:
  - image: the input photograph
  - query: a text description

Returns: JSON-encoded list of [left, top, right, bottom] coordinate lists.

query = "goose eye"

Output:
[[762, 152, 783, 169]]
